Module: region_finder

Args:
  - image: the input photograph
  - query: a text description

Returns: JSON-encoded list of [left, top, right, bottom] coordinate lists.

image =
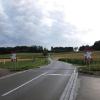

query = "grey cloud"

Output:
[[0, 0, 83, 48]]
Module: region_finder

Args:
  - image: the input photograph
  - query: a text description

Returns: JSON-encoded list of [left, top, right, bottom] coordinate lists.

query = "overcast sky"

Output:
[[0, 0, 100, 49]]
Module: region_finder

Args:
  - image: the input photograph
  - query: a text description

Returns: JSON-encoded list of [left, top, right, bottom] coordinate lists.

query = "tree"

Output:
[[79, 46, 85, 51], [43, 48, 48, 57], [93, 40, 100, 50], [0, 45, 44, 54], [51, 47, 73, 53]]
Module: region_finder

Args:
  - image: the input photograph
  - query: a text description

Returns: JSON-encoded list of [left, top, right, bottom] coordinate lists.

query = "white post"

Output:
[[4, 59, 5, 64]]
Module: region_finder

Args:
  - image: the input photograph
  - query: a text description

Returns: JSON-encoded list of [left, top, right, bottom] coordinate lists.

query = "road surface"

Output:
[[77, 75, 100, 100], [0, 60, 76, 100]]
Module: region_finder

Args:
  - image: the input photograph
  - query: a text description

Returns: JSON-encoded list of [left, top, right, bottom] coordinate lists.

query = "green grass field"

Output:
[[0, 53, 48, 71], [0, 51, 100, 74], [52, 51, 100, 74]]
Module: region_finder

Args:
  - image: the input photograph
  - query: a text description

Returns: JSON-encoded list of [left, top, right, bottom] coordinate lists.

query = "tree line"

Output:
[[0, 46, 74, 54], [0, 46, 44, 54], [0, 40, 100, 54], [79, 40, 100, 51], [51, 47, 73, 53], [51, 40, 100, 52]]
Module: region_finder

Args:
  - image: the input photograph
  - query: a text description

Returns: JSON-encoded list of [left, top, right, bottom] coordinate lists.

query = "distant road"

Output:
[[0, 60, 76, 100]]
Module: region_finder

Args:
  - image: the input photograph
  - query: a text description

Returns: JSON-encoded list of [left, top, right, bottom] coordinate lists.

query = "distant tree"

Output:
[[0, 45, 44, 54], [51, 47, 54, 52], [79, 46, 86, 51], [79, 45, 93, 51], [51, 47, 73, 53], [43, 48, 48, 57], [92, 40, 100, 50]]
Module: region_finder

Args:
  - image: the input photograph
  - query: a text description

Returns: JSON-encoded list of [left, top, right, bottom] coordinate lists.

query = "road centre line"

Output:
[[1, 72, 48, 97]]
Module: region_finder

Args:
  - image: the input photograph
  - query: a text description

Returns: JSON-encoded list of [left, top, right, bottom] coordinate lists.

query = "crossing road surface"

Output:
[[0, 61, 76, 100]]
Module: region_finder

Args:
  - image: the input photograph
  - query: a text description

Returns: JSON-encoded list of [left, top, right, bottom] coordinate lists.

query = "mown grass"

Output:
[[52, 51, 100, 74], [0, 53, 49, 71]]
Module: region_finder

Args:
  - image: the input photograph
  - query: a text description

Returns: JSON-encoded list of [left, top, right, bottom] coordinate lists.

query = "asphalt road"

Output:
[[0, 60, 75, 100], [77, 75, 100, 100]]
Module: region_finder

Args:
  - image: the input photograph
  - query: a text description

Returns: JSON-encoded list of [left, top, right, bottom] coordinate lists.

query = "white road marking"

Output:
[[2, 72, 48, 96], [0, 69, 33, 80], [59, 69, 77, 100], [46, 74, 70, 76]]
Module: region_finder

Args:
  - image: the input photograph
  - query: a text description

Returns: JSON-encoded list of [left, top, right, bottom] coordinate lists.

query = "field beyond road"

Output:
[[0, 53, 48, 74], [52, 51, 100, 75], [0, 51, 100, 76]]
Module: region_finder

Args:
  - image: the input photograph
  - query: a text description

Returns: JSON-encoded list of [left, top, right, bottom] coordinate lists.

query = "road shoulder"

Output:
[[0, 68, 12, 77], [76, 74, 100, 100]]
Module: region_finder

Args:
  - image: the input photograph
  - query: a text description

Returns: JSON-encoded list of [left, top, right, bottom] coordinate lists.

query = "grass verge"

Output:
[[0, 57, 49, 71], [59, 58, 100, 75]]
